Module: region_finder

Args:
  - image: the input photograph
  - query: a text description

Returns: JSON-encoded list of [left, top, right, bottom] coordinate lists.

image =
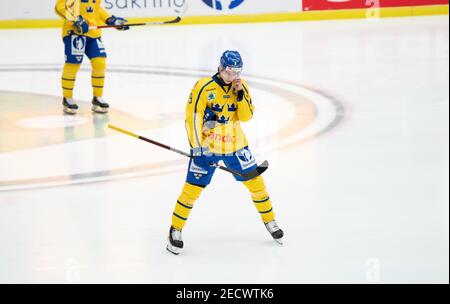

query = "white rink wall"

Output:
[[0, 0, 303, 20]]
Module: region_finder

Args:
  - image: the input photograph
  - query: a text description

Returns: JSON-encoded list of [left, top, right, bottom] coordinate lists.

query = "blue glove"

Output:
[[74, 16, 89, 34], [191, 147, 215, 168], [203, 107, 218, 131], [106, 15, 129, 31]]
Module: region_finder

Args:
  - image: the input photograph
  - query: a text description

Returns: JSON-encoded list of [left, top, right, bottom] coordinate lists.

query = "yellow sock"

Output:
[[243, 176, 275, 223], [61, 63, 81, 99], [91, 57, 106, 98], [171, 183, 204, 230]]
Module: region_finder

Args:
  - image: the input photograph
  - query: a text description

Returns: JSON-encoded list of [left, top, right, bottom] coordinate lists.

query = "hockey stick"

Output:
[[90, 16, 182, 30], [108, 124, 269, 180], [89, 1, 189, 30]]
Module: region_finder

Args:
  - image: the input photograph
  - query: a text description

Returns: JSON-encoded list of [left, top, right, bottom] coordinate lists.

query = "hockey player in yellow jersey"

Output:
[[167, 51, 284, 255], [55, 0, 129, 114]]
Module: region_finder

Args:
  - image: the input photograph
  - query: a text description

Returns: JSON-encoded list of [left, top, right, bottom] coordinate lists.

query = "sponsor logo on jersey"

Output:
[[207, 92, 216, 101], [208, 132, 236, 143], [96, 39, 106, 53], [71, 36, 86, 56], [223, 95, 231, 99], [236, 147, 256, 170], [189, 162, 209, 175], [202, 0, 245, 11], [86, 6, 94, 13]]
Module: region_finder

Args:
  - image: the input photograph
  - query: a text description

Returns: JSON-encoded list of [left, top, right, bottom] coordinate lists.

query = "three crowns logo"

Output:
[[212, 104, 225, 112], [217, 115, 230, 124], [227, 104, 237, 112], [212, 103, 237, 113]]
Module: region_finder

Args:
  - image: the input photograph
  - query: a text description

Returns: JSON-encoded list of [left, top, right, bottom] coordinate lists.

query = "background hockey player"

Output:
[[55, 0, 129, 114], [167, 50, 284, 255]]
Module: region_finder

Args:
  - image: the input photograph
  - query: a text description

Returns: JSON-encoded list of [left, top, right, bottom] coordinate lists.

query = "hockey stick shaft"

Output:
[[108, 124, 190, 157], [107, 124, 248, 178]]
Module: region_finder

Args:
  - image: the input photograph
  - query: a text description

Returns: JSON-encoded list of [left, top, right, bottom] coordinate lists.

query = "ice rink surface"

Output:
[[0, 15, 448, 283]]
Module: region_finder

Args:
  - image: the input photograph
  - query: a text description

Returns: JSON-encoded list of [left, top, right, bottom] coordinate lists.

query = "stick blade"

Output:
[[256, 160, 269, 176], [167, 16, 181, 24], [242, 160, 269, 180]]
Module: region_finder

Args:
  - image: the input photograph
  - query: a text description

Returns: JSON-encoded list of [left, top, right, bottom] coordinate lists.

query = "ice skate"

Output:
[[91, 97, 109, 113], [63, 98, 79, 115], [167, 226, 183, 255], [265, 220, 284, 245]]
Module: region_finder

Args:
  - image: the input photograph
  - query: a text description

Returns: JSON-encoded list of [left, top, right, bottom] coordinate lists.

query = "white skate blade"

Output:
[[274, 238, 284, 245], [63, 107, 77, 115], [166, 244, 181, 255], [92, 105, 109, 114]]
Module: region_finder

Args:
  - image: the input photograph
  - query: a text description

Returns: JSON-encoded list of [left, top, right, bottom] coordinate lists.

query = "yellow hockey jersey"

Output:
[[55, 0, 111, 38], [186, 74, 255, 155]]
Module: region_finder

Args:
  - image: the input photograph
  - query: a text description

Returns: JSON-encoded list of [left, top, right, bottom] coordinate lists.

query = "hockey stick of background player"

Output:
[[108, 124, 269, 180], [90, 16, 181, 30], [90, 1, 189, 30]]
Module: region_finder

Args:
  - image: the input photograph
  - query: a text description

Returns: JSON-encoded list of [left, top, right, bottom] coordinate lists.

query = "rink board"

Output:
[[0, 4, 448, 29]]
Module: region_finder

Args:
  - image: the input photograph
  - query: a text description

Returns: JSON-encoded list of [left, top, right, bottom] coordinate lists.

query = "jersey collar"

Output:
[[212, 73, 232, 94]]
